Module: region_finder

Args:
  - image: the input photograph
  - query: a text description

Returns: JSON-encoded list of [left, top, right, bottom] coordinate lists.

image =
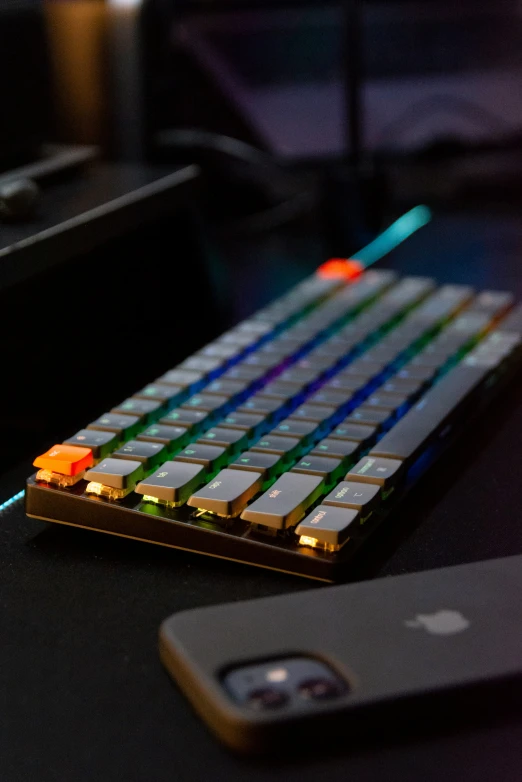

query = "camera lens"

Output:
[[245, 687, 289, 711], [297, 677, 346, 701]]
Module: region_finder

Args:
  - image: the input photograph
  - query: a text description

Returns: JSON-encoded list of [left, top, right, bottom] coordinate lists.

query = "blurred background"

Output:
[[1, 0, 522, 474]]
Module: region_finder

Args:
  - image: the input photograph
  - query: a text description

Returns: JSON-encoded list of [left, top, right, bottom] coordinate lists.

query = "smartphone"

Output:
[[159, 555, 522, 753]]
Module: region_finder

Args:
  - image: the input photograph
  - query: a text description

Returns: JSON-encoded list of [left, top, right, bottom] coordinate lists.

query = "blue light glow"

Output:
[[354, 205, 432, 267], [0, 489, 25, 513]]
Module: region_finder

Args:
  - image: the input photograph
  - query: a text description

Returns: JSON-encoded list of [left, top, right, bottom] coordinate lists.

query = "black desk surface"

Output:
[[2, 214, 522, 781]]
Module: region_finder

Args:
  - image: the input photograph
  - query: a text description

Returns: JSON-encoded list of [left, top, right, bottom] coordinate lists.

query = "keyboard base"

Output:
[[25, 352, 522, 581], [26, 477, 374, 582]]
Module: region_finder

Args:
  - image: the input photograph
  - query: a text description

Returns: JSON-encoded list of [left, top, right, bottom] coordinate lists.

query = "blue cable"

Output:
[[0, 489, 25, 514], [354, 205, 432, 267]]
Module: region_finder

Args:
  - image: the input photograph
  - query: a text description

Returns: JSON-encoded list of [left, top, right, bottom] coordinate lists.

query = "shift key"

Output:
[[241, 472, 324, 530]]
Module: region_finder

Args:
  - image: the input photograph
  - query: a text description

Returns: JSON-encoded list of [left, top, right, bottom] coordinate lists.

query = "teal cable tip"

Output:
[[354, 205, 432, 268], [0, 489, 25, 513]]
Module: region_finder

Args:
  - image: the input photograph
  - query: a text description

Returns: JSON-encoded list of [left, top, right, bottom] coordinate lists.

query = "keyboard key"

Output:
[[296, 505, 359, 549], [307, 389, 355, 410], [134, 383, 185, 404], [316, 341, 353, 360], [291, 455, 343, 480], [251, 434, 301, 457], [408, 284, 473, 325], [112, 440, 167, 469], [361, 345, 399, 366], [343, 359, 386, 379], [87, 413, 141, 440], [323, 480, 380, 512], [257, 342, 295, 360], [160, 408, 208, 432], [111, 398, 163, 423], [364, 391, 409, 412], [396, 364, 436, 383], [241, 472, 324, 530], [311, 438, 359, 461], [219, 329, 260, 348], [271, 419, 318, 443], [381, 378, 423, 396], [408, 351, 448, 370], [345, 456, 403, 489], [205, 379, 249, 397], [136, 461, 205, 505], [260, 381, 302, 401], [187, 469, 263, 517], [175, 443, 227, 470], [178, 356, 224, 375], [198, 427, 247, 450], [156, 369, 204, 388], [237, 319, 273, 335], [291, 404, 336, 423], [237, 395, 285, 418], [63, 429, 117, 460], [278, 367, 320, 386], [85, 457, 143, 490], [468, 290, 514, 317], [222, 365, 267, 382], [243, 353, 283, 370], [229, 451, 282, 479], [198, 343, 239, 361], [347, 407, 390, 427], [221, 412, 266, 436], [181, 394, 229, 413], [137, 424, 189, 450], [370, 361, 496, 463], [297, 354, 336, 371], [329, 421, 376, 443], [324, 374, 367, 394], [34, 444, 93, 476]]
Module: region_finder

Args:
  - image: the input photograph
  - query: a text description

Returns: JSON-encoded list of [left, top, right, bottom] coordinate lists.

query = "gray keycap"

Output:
[[251, 434, 300, 457], [136, 461, 205, 504], [137, 424, 189, 449], [175, 443, 227, 469], [295, 505, 359, 547], [229, 451, 282, 479], [85, 458, 143, 489], [345, 456, 403, 488], [369, 362, 495, 463], [291, 455, 343, 480], [181, 394, 229, 413], [311, 438, 359, 461], [156, 369, 204, 388], [134, 383, 185, 404], [241, 472, 324, 530], [323, 481, 381, 512], [111, 398, 163, 423], [87, 413, 141, 439], [64, 429, 117, 460], [187, 469, 263, 517], [197, 427, 247, 450], [271, 419, 318, 443], [112, 440, 167, 469]]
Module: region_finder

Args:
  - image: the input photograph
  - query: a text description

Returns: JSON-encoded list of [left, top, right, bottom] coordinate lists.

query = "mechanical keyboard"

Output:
[[25, 263, 522, 581]]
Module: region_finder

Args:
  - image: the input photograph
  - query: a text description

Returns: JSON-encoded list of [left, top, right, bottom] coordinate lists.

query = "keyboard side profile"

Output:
[[26, 267, 522, 581]]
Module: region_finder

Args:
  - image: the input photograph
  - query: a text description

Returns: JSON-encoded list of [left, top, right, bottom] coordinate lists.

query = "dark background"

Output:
[[1, 1, 522, 780]]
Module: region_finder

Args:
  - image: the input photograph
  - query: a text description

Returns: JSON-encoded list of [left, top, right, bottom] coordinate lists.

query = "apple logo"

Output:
[[404, 609, 470, 635]]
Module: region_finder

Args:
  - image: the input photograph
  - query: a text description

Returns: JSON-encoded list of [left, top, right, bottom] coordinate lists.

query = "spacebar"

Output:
[[369, 362, 491, 462]]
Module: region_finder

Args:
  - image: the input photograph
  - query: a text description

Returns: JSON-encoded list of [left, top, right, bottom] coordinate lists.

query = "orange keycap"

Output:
[[316, 258, 364, 281], [33, 444, 94, 476]]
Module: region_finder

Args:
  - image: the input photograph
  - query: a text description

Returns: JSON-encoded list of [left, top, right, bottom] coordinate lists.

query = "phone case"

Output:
[[159, 555, 522, 753]]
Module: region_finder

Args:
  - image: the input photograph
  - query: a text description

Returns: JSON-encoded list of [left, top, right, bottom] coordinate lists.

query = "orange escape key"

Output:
[[33, 444, 94, 476]]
